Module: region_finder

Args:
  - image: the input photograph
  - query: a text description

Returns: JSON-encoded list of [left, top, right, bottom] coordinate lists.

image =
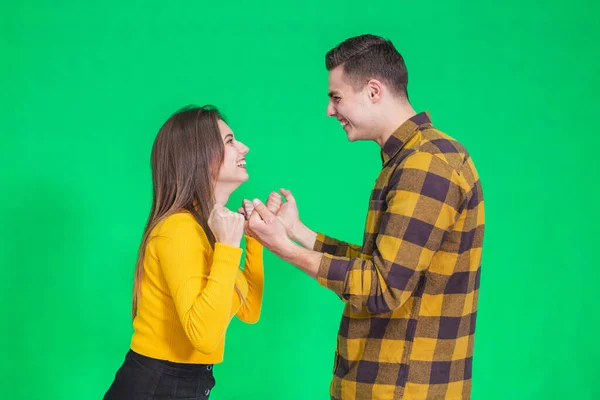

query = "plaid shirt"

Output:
[[315, 112, 484, 400]]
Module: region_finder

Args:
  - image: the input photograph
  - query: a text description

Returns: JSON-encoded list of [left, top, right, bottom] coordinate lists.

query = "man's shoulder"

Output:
[[397, 126, 470, 174]]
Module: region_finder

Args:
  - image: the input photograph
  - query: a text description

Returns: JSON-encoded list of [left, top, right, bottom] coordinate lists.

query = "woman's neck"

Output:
[[213, 183, 234, 206]]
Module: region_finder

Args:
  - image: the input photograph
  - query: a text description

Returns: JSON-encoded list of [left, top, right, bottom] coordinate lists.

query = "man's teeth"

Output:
[[237, 161, 246, 167], [340, 120, 348, 127]]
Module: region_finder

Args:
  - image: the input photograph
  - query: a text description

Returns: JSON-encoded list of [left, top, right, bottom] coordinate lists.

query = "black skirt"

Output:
[[103, 350, 216, 400]]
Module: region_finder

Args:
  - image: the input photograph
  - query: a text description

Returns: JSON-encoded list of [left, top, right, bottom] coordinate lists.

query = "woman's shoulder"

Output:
[[151, 211, 208, 240]]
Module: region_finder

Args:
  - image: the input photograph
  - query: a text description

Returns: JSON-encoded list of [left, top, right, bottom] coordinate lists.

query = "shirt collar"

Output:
[[381, 111, 432, 166]]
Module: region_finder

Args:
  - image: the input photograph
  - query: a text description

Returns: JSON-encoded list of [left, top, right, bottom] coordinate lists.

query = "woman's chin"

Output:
[[234, 172, 249, 187]]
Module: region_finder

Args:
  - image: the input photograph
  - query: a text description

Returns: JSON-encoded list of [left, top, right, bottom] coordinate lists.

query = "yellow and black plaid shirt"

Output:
[[315, 112, 484, 400]]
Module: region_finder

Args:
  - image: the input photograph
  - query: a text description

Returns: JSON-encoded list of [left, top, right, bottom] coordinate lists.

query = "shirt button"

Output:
[[204, 388, 210, 396], [206, 365, 212, 370]]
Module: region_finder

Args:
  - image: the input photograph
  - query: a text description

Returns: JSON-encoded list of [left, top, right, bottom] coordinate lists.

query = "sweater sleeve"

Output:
[[155, 214, 243, 354], [235, 235, 264, 323]]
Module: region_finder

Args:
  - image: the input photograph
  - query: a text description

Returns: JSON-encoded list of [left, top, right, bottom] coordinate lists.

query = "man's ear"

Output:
[[366, 79, 383, 103]]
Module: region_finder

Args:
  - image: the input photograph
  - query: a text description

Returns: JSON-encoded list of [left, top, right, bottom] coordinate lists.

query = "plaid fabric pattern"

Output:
[[315, 112, 484, 400]]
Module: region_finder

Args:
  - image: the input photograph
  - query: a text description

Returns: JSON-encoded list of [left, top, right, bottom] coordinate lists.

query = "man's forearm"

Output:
[[274, 240, 323, 279], [290, 222, 318, 250]]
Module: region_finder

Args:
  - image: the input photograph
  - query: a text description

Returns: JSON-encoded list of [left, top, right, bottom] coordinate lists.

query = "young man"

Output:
[[248, 34, 485, 399]]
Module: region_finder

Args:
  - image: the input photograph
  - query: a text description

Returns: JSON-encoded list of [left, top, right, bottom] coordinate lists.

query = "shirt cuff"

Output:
[[213, 242, 243, 272], [243, 235, 263, 274], [244, 235, 263, 253], [313, 232, 345, 254], [317, 252, 348, 297]]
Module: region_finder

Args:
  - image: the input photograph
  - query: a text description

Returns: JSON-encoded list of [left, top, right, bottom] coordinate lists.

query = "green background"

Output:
[[1, 0, 599, 398]]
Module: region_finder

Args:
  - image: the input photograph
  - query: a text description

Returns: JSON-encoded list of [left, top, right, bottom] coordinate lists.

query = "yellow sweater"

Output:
[[130, 211, 264, 364]]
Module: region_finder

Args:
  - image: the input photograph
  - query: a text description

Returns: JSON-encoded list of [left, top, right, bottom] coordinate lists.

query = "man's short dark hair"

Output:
[[326, 34, 409, 101]]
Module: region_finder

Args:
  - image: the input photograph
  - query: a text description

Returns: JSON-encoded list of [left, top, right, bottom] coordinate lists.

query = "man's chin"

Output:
[[345, 130, 360, 142], [344, 127, 355, 141]]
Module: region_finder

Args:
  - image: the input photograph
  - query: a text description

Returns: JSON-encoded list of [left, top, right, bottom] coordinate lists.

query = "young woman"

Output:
[[104, 105, 264, 399]]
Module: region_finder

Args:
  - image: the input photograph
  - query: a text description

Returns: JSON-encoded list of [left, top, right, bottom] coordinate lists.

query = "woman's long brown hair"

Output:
[[132, 105, 230, 319]]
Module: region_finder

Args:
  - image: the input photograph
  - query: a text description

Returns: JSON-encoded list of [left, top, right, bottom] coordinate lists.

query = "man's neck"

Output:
[[375, 102, 417, 148]]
